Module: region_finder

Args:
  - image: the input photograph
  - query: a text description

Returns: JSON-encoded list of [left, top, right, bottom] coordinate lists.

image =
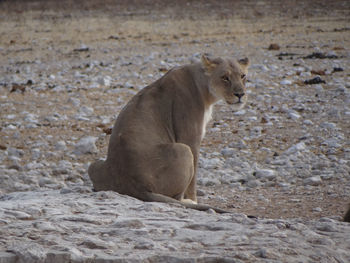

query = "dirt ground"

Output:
[[0, 0, 349, 220]]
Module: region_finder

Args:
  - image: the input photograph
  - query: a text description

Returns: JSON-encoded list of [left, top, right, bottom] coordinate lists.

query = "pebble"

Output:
[[55, 141, 67, 151], [97, 76, 112, 86], [280, 79, 292, 85], [79, 105, 94, 116], [303, 176, 322, 186], [254, 169, 277, 181], [233, 109, 246, 116], [284, 142, 307, 155], [313, 207, 322, 212], [287, 111, 301, 120], [221, 148, 235, 157], [73, 137, 98, 155], [7, 147, 24, 158], [68, 97, 80, 107]]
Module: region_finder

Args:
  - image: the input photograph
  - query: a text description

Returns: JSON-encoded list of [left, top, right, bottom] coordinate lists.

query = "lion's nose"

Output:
[[234, 93, 245, 102]]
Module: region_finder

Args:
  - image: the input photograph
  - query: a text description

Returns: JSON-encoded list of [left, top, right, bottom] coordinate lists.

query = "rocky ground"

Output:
[[0, 0, 349, 262]]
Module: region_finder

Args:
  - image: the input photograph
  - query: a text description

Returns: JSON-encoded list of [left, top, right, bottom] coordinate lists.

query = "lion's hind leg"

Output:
[[149, 143, 194, 200], [88, 160, 111, 191]]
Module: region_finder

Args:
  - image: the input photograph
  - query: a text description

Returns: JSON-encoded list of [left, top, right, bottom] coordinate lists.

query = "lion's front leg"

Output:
[[183, 152, 198, 203]]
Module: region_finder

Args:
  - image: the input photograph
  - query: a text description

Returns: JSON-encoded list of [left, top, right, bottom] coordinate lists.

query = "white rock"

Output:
[[31, 148, 41, 160], [313, 207, 322, 212], [320, 122, 337, 130], [300, 71, 311, 77], [7, 147, 24, 158], [314, 84, 324, 92], [68, 98, 80, 107], [303, 120, 313, 125], [74, 137, 98, 155], [303, 176, 322, 186], [199, 157, 223, 169], [280, 79, 292, 85], [79, 106, 94, 116], [250, 126, 263, 138], [246, 179, 261, 188], [55, 141, 67, 151], [23, 113, 39, 124], [321, 139, 341, 148], [233, 109, 246, 116], [97, 76, 112, 86], [288, 111, 301, 120], [228, 139, 247, 149], [221, 148, 235, 157], [284, 142, 307, 155], [254, 169, 277, 180]]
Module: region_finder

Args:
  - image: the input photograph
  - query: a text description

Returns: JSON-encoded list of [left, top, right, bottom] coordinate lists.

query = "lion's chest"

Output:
[[201, 105, 213, 140]]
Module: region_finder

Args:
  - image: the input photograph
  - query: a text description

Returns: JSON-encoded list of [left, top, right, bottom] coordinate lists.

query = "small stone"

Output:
[[254, 169, 277, 180], [31, 148, 41, 160], [74, 136, 97, 155], [304, 76, 326, 85], [321, 139, 341, 148], [39, 177, 57, 187], [74, 44, 89, 52], [320, 122, 337, 130], [303, 120, 313, 125], [254, 248, 268, 258], [313, 207, 322, 212], [229, 139, 247, 149], [221, 148, 235, 157], [303, 176, 322, 186], [79, 106, 94, 116], [288, 111, 301, 120], [284, 142, 306, 155], [233, 109, 246, 116], [5, 210, 32, 220], [268, 43, 280, 50], [134, 241, 155, 250], [246, 179, 261, 188], [316, 222, 337, 232], [60, 188, 73, 194], [68, 97, 80, 107], [254, 78, 267, 89], [280, 79, 292, 85], [55, 141, 67, 151], [7, 147, 24, 158], [300, 71, 312, 77], [97, 76, 112, 86]]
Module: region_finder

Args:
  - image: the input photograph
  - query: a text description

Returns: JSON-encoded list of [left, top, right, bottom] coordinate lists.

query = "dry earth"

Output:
[[0, 0, 350, 262]]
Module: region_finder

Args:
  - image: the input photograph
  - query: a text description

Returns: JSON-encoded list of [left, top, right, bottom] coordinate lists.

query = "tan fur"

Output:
[[344, 205, 350, 222], [88, 55, 249, 213]]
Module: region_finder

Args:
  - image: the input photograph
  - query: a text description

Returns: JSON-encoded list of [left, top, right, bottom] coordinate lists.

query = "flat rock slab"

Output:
[[0, 188, 349, 263]]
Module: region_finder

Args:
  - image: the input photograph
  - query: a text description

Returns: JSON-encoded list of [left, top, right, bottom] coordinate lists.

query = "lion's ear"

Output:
[[201, 55, 221, 73], [238, 57, 250, 73]]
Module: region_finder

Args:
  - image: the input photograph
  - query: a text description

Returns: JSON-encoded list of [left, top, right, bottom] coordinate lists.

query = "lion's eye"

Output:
[[222, 76, 230, 82], [241, 74, 246, 79]]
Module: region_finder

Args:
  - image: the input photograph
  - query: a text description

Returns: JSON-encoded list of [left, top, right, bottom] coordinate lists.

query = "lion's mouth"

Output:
[[226, 99, 241, 105]]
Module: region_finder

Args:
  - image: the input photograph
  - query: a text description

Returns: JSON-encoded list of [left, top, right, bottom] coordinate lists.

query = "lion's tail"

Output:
[[138, 191, 229, 214]]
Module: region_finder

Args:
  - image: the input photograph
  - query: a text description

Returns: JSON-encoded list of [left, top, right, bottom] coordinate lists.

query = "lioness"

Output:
[[89, 55, 249, 213]]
